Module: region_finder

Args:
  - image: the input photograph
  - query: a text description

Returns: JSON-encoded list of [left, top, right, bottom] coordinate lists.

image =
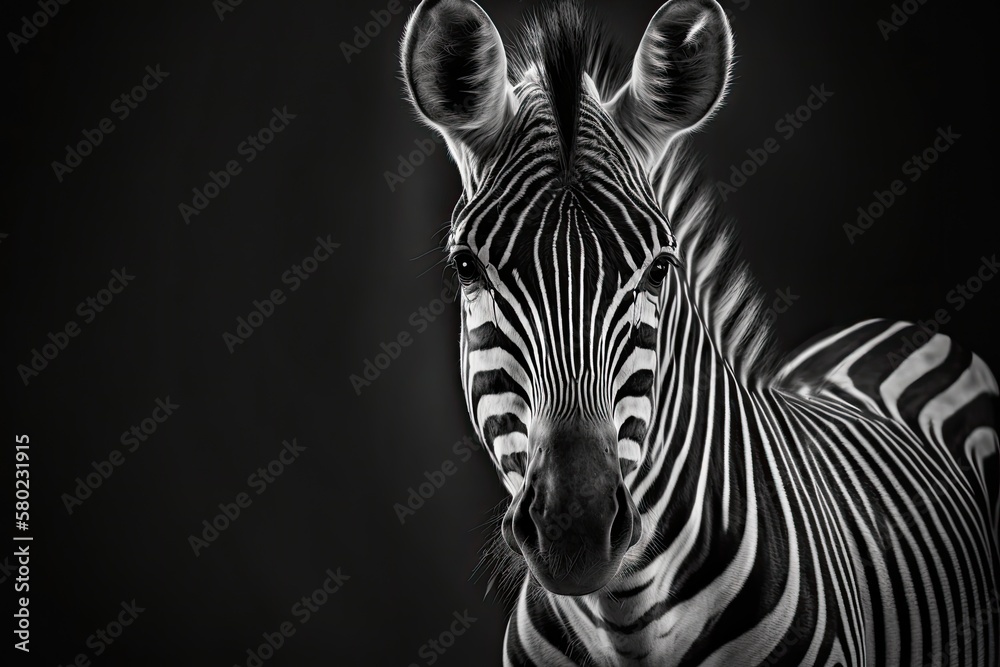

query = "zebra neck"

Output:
[[605, 270, 782, 617]]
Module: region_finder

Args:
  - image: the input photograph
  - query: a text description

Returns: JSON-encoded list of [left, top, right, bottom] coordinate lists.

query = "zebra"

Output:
[[400, 0, 1000, 664]]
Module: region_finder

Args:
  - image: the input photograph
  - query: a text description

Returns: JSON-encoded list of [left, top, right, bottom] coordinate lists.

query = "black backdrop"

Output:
[[2, 0, 997, 665]]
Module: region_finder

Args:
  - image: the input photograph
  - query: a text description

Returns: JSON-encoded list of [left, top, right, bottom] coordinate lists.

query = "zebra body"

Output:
[[400, 0, 1000, 664], [504, 298, 1000, 665]]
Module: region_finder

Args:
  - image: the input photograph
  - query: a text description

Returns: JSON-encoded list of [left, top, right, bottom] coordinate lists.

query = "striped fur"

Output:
[[401, 1, 1000, 664]]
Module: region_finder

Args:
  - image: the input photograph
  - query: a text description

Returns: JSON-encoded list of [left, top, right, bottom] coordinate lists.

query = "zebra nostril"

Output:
[[611, 484, 639, 549], [509, 486, 536, 553], [502, 520, 521, 555], [502, 507, 522, 555]]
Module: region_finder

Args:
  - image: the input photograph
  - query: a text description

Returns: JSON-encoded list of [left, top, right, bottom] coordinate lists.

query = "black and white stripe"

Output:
[[401, 1, 1000, 664]]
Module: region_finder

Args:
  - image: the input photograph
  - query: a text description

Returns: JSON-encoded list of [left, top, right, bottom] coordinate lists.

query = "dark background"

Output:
[[2, 0, 996, 665]]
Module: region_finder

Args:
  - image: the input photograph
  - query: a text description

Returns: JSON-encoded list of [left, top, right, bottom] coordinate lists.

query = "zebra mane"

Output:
[[509, 1, 776, 386], [510, 0, 629, 181], [654, 137, 777, 385]]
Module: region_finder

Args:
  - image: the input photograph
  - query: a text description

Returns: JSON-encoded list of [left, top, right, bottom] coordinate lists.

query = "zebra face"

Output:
[[402, 0, 733, 595], [446, 178, 674, 595]]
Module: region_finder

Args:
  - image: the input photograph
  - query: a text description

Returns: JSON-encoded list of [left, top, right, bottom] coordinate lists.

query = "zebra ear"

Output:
[[607, 0, 733, 168], [401, 0, 516, 160]]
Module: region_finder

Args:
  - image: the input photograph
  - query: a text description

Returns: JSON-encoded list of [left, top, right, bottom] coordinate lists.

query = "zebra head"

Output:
[[402, 0, 732, 595]]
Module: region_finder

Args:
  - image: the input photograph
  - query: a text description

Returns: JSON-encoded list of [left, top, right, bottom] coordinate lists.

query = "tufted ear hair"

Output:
[[606, 0, 733, 170], [401, 0, 517, 168]]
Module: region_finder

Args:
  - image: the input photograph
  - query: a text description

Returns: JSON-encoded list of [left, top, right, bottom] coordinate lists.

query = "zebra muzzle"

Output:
[[502, 420, 641, 596]]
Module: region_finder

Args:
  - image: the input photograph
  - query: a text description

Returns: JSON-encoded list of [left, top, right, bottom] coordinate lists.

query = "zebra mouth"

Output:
[[502, 458, 641, 596], [525, 546, 625, 596]]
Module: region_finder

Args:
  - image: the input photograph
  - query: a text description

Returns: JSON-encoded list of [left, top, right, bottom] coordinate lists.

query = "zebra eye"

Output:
[[645, 253, 677, 288], [452, 251, 482, 285]]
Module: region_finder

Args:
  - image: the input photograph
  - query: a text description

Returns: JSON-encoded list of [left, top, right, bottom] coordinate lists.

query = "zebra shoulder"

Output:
[[774, 318, 997, 420], [775, 318, 1000, 539]]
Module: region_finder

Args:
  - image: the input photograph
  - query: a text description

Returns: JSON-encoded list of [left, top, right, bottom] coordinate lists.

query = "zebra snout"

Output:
[[502, 424, 641, 595]]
